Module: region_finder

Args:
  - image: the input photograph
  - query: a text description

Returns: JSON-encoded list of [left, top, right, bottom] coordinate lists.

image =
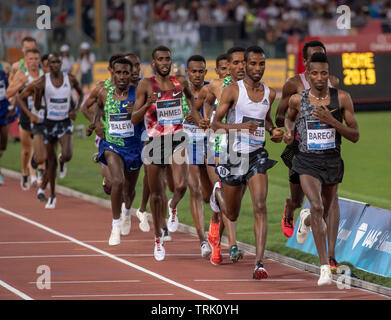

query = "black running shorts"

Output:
[[292, 152, 344, 185], [215, 148, 277, 186]]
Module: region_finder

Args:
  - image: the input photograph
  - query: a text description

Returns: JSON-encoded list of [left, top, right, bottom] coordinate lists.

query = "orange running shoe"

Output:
[[281, 201, 294, 238], [208, 219, 220, 247], [210, 243, 223, 265]]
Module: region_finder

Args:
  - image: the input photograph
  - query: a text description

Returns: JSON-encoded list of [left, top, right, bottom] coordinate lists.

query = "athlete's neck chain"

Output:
[[114, 88, 129, 98], [244, 79, 262, 90], [309, 89, 329, 100]]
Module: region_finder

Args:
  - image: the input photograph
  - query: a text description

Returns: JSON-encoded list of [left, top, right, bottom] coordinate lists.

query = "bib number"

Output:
[[47, 97, 69, 120], [306, 120, 336, 150], [156, 98, 182, 125], [239, 116, 265, 147], [109, 113, 134, 138]]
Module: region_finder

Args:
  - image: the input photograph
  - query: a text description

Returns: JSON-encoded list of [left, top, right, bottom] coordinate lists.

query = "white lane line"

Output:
[[227, 291, 347, 295], [194, 279, 306, 282], [28, 280, 140, 284], [0, 239, 198, 244], [0, 207, 218, 300], [0, 253, 205, 259], [52, 293, 174, 298], [0, 280, 34, 300]]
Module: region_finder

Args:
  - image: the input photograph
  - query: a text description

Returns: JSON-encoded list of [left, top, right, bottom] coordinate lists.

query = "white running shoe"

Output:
[[318, 264, 333, 286], [162, 228, 172, 242], [136, 209, 150, 232], [200, 241, 212, 259], [45, 196, 56, 209], [30, 175, 38, 188], [209, 182, 221, 212], [109, 226, 121, 246], [296, 208, 311, 244], [120, 203, 131, 236], [167, 199, 179, 232], [154, 236, 165, 261], [58, 154, 67, 179]]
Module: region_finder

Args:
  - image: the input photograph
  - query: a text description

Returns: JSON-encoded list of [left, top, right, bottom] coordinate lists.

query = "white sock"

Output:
[[112, 219, 120, 227], [122, 205, 131, 216], [37, 188, 45, 195]]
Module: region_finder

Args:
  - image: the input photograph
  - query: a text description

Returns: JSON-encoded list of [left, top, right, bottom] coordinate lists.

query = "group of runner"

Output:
[[0, 37, 359, 286]]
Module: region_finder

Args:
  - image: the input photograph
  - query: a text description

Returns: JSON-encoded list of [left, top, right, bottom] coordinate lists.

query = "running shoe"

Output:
[[167, 199, 179, 232], [21, 175, 30, 190], [229, 245, 244, 263], [200, 241, 212, 259], [136, 209, 150, 232], [58, 154, 67, 179], [209, 181, 222, 212], [30, 175, 38, 188], [37, 192, 48, 202], [37, 169, 44, 186], [109, 225, 121, 246], [0, 173, 3, 185], [253, 261, 268, 280], [120, 203, 131, 236], [329, 256, 340, 274], [45, 196, 56, 209], [318, 264, 333, 286], [210, 243, 223, 265], [207, 219, 220, 247], [162, 227, 172, 242], [154, 236, 165, 261], [281, 201, 294, 238], [296, 208, 311, 244]]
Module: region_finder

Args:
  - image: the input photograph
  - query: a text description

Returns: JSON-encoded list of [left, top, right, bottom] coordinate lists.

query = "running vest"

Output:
[[103, 85, 142, 148], [144, 76, 183, 138], [44, 72, 72, 121], [0, 71, 9, 110], [226, 80, 270, 154], [296, 88, 342, 155], [182, 81, 209, 142], [299, 72, 332, 90], [25, 68, 44, 111], [214, 75, 232, 155]]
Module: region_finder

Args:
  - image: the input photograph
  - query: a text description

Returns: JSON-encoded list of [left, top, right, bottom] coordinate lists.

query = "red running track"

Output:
[[0, 175, 389, 301]]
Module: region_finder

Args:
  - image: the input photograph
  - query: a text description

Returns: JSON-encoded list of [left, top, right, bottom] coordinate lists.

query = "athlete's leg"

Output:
[[188, 164, 207, 243], [58, 133, 73, 163], [0, 124, 9, 158], [147, 163, 166, 238], [32, 133, 48, 164], [247, 173, 268, 263], [324, 189, 339, 260], [19, 127, 33, 177], [169, 148, 188, 209], [299, 174, 328, 266], [123, 169, 140, 211], [46, 142, 58, 198], [140, 165, 150, 213]]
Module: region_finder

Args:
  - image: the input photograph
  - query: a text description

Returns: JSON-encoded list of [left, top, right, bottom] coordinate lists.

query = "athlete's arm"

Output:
[[211, 83, 258, 134], [275, 77, 298, 128], [191, 85, 210, 129], [69, 74, 84, 111], [8, 61, 20, 83], [15, 83, 38, 123], [87, 88, 105, 138], [81, 81, 104, 122], [178, 75, 195, 117], [130, 78, 156, 125], [266, 88, 283, 142], [5, 70, 28, 99], [33, 76, 46, 111], [311, 90, 359, 143], [284, 93, 300, 144]]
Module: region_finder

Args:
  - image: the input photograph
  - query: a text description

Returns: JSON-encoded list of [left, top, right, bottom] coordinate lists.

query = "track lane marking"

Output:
[[0, 280, 34, 300], [0, 207, 218, 300]]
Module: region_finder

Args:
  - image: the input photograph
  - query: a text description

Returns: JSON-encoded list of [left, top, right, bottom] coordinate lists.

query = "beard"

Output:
[[156, 65, 171, 77]]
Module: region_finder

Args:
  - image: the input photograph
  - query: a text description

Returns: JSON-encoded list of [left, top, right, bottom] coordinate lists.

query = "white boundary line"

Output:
[[0, 207, 218, 301], [0, 280, 34, 300]]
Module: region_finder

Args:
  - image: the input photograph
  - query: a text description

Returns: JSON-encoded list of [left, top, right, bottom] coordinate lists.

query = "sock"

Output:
[[112, 219, 120, 227], [122, 205, 131, 216], [37, 188, 45, 195]]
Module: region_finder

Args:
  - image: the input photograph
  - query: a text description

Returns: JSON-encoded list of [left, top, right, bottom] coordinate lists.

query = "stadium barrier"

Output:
[[286, 197, 391, 278]]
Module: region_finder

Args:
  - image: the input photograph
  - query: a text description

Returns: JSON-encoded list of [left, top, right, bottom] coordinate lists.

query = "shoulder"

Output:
[[288, 93, 301, 106], [283, 75, 301, 92], [267, 85, 276, 99], [175, 75, 188, 87], [329, 74, 340, 88], [138, 78, 152, 91]]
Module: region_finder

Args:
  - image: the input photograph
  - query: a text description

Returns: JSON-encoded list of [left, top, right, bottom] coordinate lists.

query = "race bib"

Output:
[[239, 116, 265, 147], [109, 113, 134, 138], [306, 120, 336, 150], [47, 97, 69, 120], [0, 81, 5, 100], [183, 123, 205, 142], [156, 98, 182, 125]]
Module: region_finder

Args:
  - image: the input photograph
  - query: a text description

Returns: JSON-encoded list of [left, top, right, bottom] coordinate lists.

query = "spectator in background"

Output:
[[8, 0, 28, 26], [77, 42, 95, 92], [54, 9, 68, 43], [60, 44, 75, 74]]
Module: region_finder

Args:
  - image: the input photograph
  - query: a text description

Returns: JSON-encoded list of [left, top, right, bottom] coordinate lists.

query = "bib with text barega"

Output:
[[306, 120, 336, 151]]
